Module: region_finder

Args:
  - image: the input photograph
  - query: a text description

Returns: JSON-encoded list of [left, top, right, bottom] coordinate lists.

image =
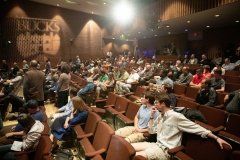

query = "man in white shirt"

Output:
[[131, 93, 231, 160], [116, 68, 139, 95]]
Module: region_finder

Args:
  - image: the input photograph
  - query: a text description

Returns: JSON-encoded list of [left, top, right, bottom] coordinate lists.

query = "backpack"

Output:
[[175, 108, 207, 123]]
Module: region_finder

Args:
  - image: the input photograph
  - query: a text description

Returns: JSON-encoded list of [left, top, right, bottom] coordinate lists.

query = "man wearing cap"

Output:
[[0, 100, 44, 146], [116, 68, 139, 95]]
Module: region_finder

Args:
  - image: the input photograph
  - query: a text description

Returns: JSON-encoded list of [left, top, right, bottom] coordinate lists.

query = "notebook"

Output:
[[11, 141, 23, 151]]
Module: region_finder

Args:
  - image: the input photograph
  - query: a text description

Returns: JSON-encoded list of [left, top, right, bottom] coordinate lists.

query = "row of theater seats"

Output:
[[0, 78, 23, 120]]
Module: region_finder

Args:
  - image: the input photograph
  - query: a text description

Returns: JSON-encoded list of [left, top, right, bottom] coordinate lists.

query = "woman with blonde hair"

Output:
[[50, 96, 88, 150]]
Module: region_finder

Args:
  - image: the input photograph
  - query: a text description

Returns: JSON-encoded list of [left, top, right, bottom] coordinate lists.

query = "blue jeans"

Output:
[[0, 144, 16, 160]]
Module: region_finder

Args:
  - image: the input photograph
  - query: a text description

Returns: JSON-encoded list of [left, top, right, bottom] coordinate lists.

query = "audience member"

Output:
[[211, 70, 225, 92], [0, 60, 9, 74], [56, 62, 71, 108], [174, 67, 193, 86], [195, 79, 218, 107], [139, 65, 153, 86], [11, 62, 19, 77], [188, 54, 198, 64], [182, 54, 190, 64], [96, 73, 115, 99], [45, 59, 51, 75], [78, 77, 94, 101], [23, 60, 45, 106], [131, 93, 231, 159], [189, 67, 205, 88], [50, 97, 88, 151], [163, 62, 173, 77], [211, 62, 225, 75], [76, 55, 81, 69], [199, 54, 209, 65], [0, 81, 14, 101], [115, 91, 160, 143], [224, 89, 240, 114], [203, 65, 211, 78], [0, 114, 44, 160], [44, 74, 59, 101], [222, 58, 235, 70], [155, 70, 173, 89], [211, 53, 222, 66], [172, 60, 182, 81], [7, 71, 23, 84], [159, 83, 176, 108]]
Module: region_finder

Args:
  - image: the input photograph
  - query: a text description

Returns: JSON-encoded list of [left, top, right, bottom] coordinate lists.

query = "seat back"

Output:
[[217, 92, 227, 105], [225, 70, 240, 76], [114, 96, 130, 112], [85, 91, 95, 106], [105, 135, 135, 160], [41, 122, 50, 134], [225, 114, 240, 137], [225, 83, 240, 93], [225, 76, 240, 84], [106, 92, 118, 106], [134, 86, 147, 98], [84, 112, 102, 135], [185, 87, 199, 100], [180, 132, 231, 160], [34, 135, 52, 160], [173, 84, 187, 96], [92, 121, 115, 152], [176, 98, 200, 109], [199, 105, 228, 128], [125, 102, 141, 120]]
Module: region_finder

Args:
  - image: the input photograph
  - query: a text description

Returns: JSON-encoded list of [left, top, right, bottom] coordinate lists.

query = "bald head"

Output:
[[30, 60, 38, 68]]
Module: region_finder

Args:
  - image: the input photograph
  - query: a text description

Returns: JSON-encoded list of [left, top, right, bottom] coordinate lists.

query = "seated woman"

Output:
[[50, 96, 88, 150], [90, 68, 99, 81], [0, 114, 44, 160], [96, 72, 115, 99]]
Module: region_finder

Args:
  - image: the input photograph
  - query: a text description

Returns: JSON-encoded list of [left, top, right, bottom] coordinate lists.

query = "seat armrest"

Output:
[[104, 105, 114, 108], [85, 148, 106, 157], [95, 99, 107, 103], [215, 104, 225, 109], [124, 92, 135, 96], [211, 126, 225, 133], [176, 151, 193, 160], [14, 149, 35, 156], [168, 145, 184, 154], [77, 133, 93, 139]]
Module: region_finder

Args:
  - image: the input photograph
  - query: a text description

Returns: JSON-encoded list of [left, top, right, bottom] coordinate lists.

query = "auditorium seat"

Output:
[[105, 96, 130, 130], [73, 112, 102, 153], [179, 87, 199, 102], [124, 86, 147, 102], [132, 155, 148, 160], [225, 83, 240, 93], [176, 98, 200, 109], [95, 92, 119, 109], [168, 132, 232, 160], [215, 92, 228, 109], [230, 150, 240, 160], [196, 105, 228, 133], [0, 96, 10, 120], [85, 91, 95, 106], [219, 114, 240, 146], [14, 135, 52, 160], [225, 75, 240, 84], [114, 101, 141, 130], [78, 121, 115, 160], [225, 70, 240, 76], [173, 84, 187, 97]]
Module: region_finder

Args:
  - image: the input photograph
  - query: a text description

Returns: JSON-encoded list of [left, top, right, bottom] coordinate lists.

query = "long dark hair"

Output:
[[17, 114, 35, 131]]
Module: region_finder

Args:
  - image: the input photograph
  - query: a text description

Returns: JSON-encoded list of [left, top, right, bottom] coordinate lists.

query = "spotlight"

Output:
[[114, 2, 134, 23]]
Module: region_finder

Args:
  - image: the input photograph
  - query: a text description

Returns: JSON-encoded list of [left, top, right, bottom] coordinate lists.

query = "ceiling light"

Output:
[[236, 20, 239, 23], [168, 32, 171, 34], [144, 36, 146, 38], [92, 12, 94, 14], [127, 39, 128, 41], [112, 38, 115, 39], [206, 26, 210, 27], [134, 38, 136, 39], [185, 29, 188, 32], [166, 25, 169, 27], [138, 32, 140, 34], [187, 21, 190, 23], [128, 34, 130, 36], [215, 15, 219, 17], [103, 3, 106, 5], [155, 35, 157, 36], [57, 4, 59, 6], [114, 2, 134, 23]]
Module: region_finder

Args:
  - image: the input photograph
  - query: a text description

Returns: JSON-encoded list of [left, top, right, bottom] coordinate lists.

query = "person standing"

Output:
[[56, 62, 71, 108], [76, 56, 81, 69], [23, 60, 45, 106]]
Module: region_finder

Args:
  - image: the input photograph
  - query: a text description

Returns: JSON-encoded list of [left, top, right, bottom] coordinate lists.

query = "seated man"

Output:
[[94, 70, 108, 85], [0, 100, 44, 146], [154, 70, 173, 89], [7, 71, 23, 84], [131, 93, 231, 160], [163, 62, 173, 77], [211, 70, 225, 92], [44, 74, 59, 101], [189, 67, 205, 88], [203, 65, 211, 78], [224, 89, 240, 114], [0, 81, 14, 102], [222, 58, 235, 70], [115, 91, 159, 143], [50, 88, 78, 121], [188, 54, 198, 64], [172, 60, 182, 81], [114, 67, 129, 92], [139, 65, 153, 86], [77, 77, 94, 101], [195, 79, 218, 107], [116, 68, 139, 95], [159, 83, 176, 109], [174, 67, 193, 86]]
